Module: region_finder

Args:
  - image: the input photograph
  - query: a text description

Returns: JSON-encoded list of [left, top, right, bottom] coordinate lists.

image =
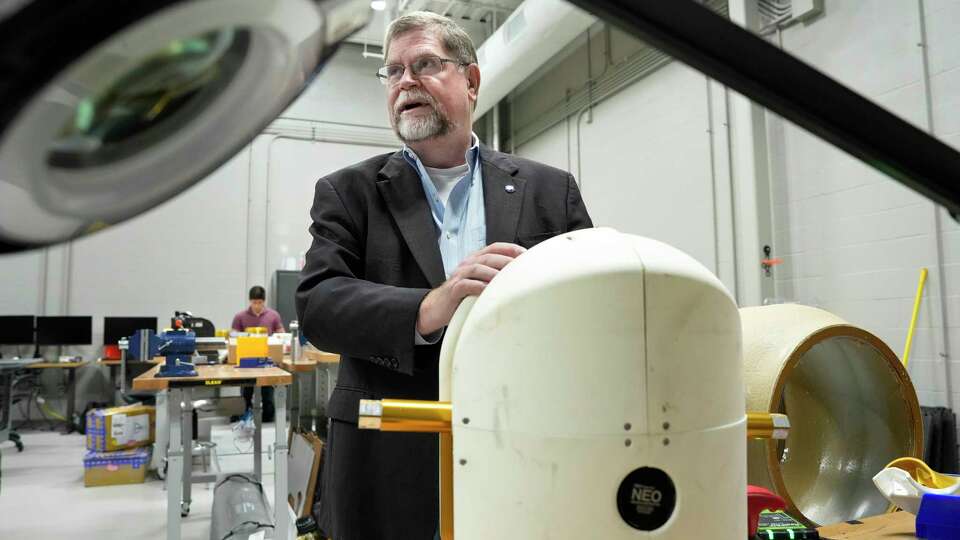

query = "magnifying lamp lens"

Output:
[[0, 0, 371, 253], [50, 29, 248, 170]]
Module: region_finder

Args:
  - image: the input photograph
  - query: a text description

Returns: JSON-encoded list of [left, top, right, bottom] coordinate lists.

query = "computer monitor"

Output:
[[36, 316, 92, 345], [0, 315, 34, 345], [103, 317, 158, 345]]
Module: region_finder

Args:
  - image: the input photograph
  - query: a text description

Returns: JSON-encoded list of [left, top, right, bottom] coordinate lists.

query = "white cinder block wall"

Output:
[[512, 2, 960, 415], [513, 26, 738, 295], [769, 0, 960, 411], [515, 62, 720, 271], [0, 46, 398, 419]]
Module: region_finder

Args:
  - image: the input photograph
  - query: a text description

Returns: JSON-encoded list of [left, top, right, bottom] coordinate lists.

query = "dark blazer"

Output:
[[296, 145, 592, 540]]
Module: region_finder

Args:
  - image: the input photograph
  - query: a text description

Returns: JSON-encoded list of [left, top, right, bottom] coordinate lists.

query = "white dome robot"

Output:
[[360, 227, 785, 538]]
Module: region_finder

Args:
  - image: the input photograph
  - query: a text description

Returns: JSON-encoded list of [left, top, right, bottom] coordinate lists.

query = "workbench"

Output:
[[817, 511, 914, 539], [133, 364, 292, 540], [281, 349, 339, 432]]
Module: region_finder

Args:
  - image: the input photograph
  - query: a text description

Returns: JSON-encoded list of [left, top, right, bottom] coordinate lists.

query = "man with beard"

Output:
[[296, 11, 592, 540]]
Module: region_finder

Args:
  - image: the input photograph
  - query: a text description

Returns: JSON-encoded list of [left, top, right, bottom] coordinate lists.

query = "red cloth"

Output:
[[747, 485, 786, 536]]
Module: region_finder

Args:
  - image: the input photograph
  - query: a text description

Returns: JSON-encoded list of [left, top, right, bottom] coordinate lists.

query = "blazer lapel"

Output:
[[481, 147, 525, 245], [376, 152, 446, 288]]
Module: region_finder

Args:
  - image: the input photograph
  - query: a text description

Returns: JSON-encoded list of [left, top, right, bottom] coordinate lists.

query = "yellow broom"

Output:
[[902, 268, 928, 368]]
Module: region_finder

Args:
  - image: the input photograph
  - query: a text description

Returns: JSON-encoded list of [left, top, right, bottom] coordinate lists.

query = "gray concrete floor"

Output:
[[1, 424, 279, 540]]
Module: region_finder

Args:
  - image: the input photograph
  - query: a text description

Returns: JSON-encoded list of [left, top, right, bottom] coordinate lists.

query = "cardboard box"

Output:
[[228, 340, 283, 365], [237, 336, 269, 359], [86, 404, 155, 452], [83, 447, 151, 487]]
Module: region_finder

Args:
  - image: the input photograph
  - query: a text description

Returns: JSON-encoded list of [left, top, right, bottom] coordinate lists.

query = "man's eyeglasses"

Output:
[[377, 55, 469, 86]]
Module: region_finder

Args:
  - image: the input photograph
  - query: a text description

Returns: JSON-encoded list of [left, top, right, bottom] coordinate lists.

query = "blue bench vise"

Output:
[[128, 328, 199, 377]]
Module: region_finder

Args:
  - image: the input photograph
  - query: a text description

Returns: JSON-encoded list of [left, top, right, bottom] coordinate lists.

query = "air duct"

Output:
[[474, 0, 594, 119]]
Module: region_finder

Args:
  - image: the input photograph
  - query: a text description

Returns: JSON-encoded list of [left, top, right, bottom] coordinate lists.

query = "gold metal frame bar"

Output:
[[359, 400, 789, 540], [359, 399, 452, 432], [747, 412, 790, 439], [358, 399, 456, 539]]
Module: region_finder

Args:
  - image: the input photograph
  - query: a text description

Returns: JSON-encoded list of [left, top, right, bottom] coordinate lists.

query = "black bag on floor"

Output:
[[921, 406, 959, 474], [211, 474, 274, 540]]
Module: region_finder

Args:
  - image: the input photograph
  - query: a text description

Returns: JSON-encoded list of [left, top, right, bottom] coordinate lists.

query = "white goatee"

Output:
[[392, 89, 455, 143]]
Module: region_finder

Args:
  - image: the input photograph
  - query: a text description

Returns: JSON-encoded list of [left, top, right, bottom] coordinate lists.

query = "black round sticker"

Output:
[[616, 467, 676, 530]]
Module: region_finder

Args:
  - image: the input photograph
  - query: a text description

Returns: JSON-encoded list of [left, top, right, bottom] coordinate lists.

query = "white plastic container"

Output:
[[439, 228, 747, 538]]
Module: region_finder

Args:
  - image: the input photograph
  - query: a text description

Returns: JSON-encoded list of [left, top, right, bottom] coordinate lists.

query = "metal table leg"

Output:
[[108, 364, 120, 404], [310, 364, 321, 433], [64, 367, 78, 433], [322, 363, 337, 435], [290, 372, 301, 432], [119, 350, 127, 402], [274, 385, 289, 540], [166, 388, 183, 540], [1, 370, 20, 451], [154, 391, 169, 477], [253, 385, 262, 481], [181, 388, 192, 517], [326, 364, 336, 402]]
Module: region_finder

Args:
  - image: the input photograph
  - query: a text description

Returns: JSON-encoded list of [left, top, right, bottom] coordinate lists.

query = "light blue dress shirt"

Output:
[[402, 134, 486, 278]]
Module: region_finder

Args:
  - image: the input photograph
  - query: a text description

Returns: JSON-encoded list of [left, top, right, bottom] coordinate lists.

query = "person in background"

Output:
[[232, 285, 284, 422], [232, 285, 285, 335]]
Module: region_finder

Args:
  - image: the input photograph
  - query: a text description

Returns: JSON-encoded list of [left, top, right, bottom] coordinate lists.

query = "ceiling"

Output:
[[399, 0, 522, 21], [346, 0, 524, 48]]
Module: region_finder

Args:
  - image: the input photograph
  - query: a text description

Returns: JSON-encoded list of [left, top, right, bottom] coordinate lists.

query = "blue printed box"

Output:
[[83, 447, 151, 487]]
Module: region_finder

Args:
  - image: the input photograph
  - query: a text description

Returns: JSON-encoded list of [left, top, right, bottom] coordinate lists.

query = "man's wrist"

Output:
[[415, 326, 444, 345], [416, 287, 441, 335]]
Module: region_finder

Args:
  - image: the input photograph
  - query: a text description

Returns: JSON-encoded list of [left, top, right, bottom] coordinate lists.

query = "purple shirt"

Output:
[[232, 307, 285, 335]]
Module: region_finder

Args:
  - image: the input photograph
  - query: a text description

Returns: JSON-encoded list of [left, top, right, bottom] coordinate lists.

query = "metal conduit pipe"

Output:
[[705, 76, 723, 280], [916, 0, 955, 409], [512, 1, 729, 150], [245, 117, 398, 291], [515, 40, 684, 146], [516, 50, 671, 148], [722, 86, 741, 304], [259, 125, 399, 282]]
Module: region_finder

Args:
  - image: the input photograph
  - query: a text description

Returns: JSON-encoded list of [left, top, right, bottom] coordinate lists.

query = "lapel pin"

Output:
[[505, 184, 516, 193]]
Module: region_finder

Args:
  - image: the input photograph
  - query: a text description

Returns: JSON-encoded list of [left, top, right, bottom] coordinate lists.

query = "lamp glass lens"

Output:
[[49, 29, 250, 169]]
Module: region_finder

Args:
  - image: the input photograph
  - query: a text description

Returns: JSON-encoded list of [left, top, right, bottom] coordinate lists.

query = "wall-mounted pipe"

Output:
[[916, 0, 954, 409]]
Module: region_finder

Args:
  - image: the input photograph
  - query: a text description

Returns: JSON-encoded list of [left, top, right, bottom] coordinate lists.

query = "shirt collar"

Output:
[[402, 133, 482, 176]]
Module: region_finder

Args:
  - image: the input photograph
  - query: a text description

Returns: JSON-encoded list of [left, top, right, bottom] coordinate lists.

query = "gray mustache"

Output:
[[395, 91, 438, 115]]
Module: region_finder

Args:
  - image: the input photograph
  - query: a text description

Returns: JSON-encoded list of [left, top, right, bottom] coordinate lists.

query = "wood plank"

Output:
[[302, 349, 340, 364], [288, 432, 323, 517], [132, 364, 292, 391], [817, 511, 914, 539], [25, 361, 89, 369], [97, 357, 163, 366], [281, 358, 319, 373]]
